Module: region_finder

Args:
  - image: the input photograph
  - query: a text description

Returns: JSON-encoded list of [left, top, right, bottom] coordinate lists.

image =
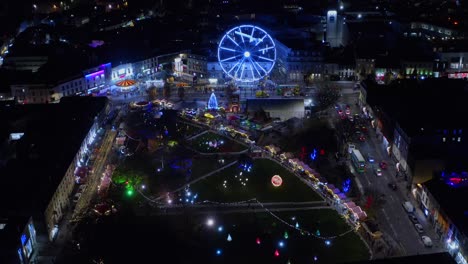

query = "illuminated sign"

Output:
[[118, 69, 126, 75], [10, 133, 24, 141], [85, 70, 104, 79], [271, 175, 283, 187]]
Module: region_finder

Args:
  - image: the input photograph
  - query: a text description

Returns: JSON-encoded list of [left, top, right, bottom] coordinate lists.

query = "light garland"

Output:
[[133, 183, 358, 241]]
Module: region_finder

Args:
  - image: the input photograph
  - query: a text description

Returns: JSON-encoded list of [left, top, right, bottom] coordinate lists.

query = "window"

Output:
[[443, 137, 446, 142], [458, 137, 461, 142]]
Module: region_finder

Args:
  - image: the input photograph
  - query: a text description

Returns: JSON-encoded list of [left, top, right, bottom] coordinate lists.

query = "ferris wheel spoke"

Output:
[[219, 46, 238, 52], [254, 45, 275, 54], [227, 35, 240, 47], [234, 57, 246, 78], [248, 63, 255, 80], [220, 54, 242, 62], [252, 59, 268, 74], [253, 35, 268, 47], [240, 62, 246, 79], [248, 57, 262, 77], [227, 59, 243, 74], [255, 55, 275, 62]]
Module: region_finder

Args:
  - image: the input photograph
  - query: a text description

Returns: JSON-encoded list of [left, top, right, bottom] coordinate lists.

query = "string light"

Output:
[[131, 183, 359, 241]]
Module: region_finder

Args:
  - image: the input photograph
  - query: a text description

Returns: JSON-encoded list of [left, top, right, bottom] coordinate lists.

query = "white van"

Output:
[[402, 201, 414, 213]]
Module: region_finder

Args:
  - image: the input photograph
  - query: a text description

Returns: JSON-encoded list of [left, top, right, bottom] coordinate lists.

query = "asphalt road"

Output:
[[330, 83, 445, 256]]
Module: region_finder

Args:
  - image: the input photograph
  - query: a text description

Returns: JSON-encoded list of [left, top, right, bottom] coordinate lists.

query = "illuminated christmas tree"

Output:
[[208, 92, 218, 110]]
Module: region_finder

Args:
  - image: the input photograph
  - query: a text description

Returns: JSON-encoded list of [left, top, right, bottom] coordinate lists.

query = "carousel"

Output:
[[115, 79, 138, 92]]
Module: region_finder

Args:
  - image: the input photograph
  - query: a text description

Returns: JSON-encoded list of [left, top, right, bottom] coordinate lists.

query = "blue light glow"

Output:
[[85, 70, 104, 79], [342, 178, 351, 193], [218, 226, 224, 232], [21, 234, 27, 245], [216, 249, 222, 255], [217, 25, 276, 82], [310, 149, 317, 161], [278, 240, 285, 248], [325, 240, 331, 246], [208, 93, 218, 110]]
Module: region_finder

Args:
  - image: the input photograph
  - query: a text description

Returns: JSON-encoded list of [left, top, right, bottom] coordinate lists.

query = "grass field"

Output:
[[190, 132, 248, 153], [189, 159, 323, 202]]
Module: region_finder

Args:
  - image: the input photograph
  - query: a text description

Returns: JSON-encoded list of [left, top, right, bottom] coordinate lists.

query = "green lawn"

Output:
[[189, 158, 323, 202], [190, 132, 248, 153], [114, 149, 236, 198], [176, 121, 205, 138], [80, 208, 369, 264]]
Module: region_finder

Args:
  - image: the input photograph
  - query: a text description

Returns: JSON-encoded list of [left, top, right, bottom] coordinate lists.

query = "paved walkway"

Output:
[[153, 206, 333, 216]]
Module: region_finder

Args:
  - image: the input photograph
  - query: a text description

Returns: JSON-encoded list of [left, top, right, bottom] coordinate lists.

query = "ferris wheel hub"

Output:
[[243, 51, 251, 58]]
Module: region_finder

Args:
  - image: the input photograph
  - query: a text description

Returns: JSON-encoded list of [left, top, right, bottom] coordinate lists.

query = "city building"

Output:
[[420, 176, 468, 264], [326, 10, 348, 48], [362, 79, 468, 189], [0, 97, 109, 263], [2, 56, 49, 72]]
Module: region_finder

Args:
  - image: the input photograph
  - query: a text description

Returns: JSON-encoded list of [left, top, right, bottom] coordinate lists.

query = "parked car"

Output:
[[367, 154, 375, 163], [414, 223, 424, 233], [403, 201, 415, 213], [408, 214, 419, 224], [421, 236, 433, 247]]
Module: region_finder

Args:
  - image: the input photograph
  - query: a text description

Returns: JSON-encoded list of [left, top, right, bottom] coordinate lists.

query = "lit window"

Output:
[[458, 137, 461, 142], [443, 137, 446, 142]]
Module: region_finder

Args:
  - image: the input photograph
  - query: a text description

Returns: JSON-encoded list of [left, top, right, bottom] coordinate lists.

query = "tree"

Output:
[[177, 86, 185, 101], [163, 81, 172, 98], [113, 167, 143, 188], [315, 85, 340, 111], [383, 71, 394, 85], [147, 86, 158, 100]]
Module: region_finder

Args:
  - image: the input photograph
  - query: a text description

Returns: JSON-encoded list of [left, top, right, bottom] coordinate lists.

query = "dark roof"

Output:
[[425, 177, 468, 238], [0, 216, 30, 264], [347, 252, 456, 264], [364, 79, 468, 137], [246, 98, 304, 112], [0, 97, 107, 216]]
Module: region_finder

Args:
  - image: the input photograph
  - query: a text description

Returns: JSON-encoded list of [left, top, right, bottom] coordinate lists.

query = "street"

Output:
[[330, 83, 445, 256]]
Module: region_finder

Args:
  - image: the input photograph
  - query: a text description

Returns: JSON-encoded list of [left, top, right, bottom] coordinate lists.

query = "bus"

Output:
[[351, 149, 366, 173]]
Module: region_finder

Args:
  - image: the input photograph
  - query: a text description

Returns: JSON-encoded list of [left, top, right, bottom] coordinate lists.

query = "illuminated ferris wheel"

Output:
[[217, 25, 276, 82]]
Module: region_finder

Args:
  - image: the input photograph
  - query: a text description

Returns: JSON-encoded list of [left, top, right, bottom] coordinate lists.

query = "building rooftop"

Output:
[[425, 177, 468, 239], [0, 216, 30, 264], [0, 97, 107, 216], [365, 79, 468, 137]]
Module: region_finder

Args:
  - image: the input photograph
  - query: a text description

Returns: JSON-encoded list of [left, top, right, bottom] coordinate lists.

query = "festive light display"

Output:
[[256, 237, 261, 245], [271, 175, 283, 187], [207, 218, 215, 227], [207, 92, 218, 110], [217, 25, 276, 82], [227, 234, 233, 242], [284, 231, 289, 239], [274, 249, 280, 257]]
